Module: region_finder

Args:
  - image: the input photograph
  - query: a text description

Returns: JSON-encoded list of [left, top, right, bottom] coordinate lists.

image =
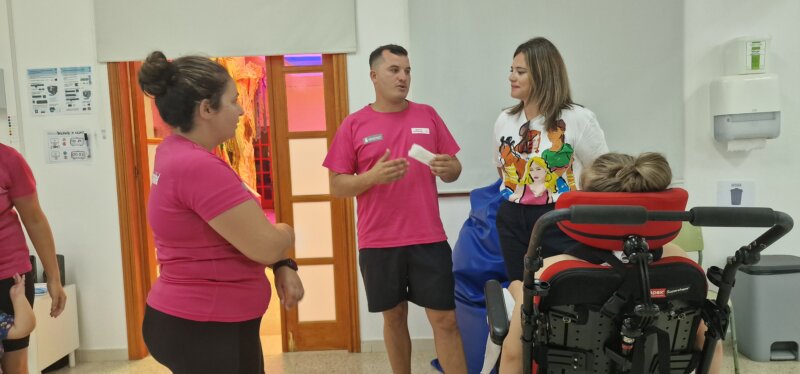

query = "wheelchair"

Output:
[[485, 188, 793, 374]]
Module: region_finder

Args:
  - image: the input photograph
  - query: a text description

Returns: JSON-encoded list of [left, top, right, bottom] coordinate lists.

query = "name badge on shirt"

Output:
[[363, 134, 383, 144], [411, 127, 430, 134]]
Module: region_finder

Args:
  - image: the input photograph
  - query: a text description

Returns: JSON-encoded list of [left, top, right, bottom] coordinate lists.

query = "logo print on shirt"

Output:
[[363, 134, 383, 144], [411, 128, 430, 134], [151, 172, 160, 186]]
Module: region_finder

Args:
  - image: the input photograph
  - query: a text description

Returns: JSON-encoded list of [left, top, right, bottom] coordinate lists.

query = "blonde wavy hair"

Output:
[[581, 152, 672, 193]]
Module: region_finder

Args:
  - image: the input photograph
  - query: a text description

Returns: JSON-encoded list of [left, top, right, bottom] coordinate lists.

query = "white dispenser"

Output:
[[710, 73, 780, 151]]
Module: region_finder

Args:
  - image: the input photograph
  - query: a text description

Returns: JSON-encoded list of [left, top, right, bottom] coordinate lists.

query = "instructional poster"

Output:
[[61, 67, 93, 113], [28, 66, 93, 116], [46, 130, 92, 163]]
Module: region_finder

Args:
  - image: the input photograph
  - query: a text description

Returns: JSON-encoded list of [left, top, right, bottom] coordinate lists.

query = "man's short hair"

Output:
[[369, 44, 408, 68]]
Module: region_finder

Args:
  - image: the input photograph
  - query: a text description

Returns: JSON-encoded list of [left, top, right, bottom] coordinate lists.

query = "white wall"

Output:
[[409, 0, 686, 192], [683, 0, 800, 269], [3, 0, 128, 353], [0, 0, 21, 148]]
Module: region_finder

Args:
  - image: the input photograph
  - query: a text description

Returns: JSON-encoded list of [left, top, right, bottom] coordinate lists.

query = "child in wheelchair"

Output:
[[497, 152, 723, 374]]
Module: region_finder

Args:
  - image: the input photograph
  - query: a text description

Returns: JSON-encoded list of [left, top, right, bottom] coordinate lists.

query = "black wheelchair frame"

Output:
[[486, 205, 793, 374]]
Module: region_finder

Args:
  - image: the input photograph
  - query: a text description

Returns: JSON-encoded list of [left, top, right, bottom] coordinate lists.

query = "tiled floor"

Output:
[[48, 340, 800, 373], [47, 349, 441, 374]]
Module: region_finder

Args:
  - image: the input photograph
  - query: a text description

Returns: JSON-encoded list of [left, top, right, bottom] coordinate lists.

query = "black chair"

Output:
[[33, 254, 66, 285], [29, 255, 38, 282]]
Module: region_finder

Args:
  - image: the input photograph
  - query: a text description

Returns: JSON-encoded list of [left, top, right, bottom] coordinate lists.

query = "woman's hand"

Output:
[[274, 267, 304, 309], [46, 278, 67, 317]]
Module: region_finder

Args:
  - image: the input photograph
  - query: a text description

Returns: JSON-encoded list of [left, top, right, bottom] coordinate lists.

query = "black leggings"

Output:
[[0, 271, 35, 352], [142, 305, 264, 374]]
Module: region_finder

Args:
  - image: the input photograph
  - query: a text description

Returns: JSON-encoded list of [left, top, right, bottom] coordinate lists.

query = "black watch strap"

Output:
[[272, 258, 298, 271]]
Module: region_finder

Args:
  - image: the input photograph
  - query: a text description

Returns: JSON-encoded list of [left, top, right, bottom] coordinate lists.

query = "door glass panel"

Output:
[[286, 73, 326, 132], [145, 97, 172, 138], [147, 143, 158, 184], [288, 138, 330, 196], [284, 54, 322, 67], [143, 97, 155, 138], [292, 202, 333, 259], [297, 264, 336, 322]]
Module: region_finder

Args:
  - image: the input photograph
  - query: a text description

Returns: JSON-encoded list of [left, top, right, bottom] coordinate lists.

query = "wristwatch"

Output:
[[272, 258, 298, 272]]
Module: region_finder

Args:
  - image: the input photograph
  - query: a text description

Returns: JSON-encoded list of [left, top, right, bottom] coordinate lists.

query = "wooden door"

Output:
[[268, 54, 359, 351], [108, 62, 157, 359]]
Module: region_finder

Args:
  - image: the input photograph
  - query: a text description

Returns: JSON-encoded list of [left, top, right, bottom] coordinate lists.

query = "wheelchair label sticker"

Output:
[[666, 285, 691, 297], [651, 286, 691, 299]]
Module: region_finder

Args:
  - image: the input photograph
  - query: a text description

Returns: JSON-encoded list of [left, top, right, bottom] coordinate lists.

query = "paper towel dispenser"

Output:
[[710, 73, 780, 151]]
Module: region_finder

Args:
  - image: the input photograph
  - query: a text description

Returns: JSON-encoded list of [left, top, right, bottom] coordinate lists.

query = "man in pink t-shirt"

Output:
[[323, 45, 467, 374]]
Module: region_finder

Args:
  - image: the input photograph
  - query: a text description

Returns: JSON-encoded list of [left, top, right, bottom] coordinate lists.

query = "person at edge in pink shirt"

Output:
[[137, 51, 303, 374], [0, 143, 66, 374], [323, 44, 468, 374]]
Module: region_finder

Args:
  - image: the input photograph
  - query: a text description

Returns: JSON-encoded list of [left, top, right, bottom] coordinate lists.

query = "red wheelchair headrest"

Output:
[[555, 188, 688, 251]]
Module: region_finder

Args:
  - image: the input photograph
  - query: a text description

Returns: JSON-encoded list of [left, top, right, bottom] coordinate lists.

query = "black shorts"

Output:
[[496, 201, 578, 281], [359, 241, 455, 313], [142, 305, 264, 374], [0, 271, 35, 352]]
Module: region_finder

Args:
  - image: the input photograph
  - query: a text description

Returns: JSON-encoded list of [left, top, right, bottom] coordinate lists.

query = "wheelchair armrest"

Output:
[[485, 279, 510, 346]]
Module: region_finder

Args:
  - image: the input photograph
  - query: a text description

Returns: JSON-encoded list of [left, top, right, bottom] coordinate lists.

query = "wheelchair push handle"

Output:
[[688, 207, 794, 252], [689, 206, 784, 228], [556, 205, 788, 228]]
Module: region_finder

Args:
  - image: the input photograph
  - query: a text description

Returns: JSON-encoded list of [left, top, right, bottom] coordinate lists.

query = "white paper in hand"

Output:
[[408, 143, 436, 166]]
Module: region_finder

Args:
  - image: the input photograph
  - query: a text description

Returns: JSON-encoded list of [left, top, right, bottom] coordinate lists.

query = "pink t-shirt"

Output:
[[0, 144, 35, 279], [146, 135, 270, 322], [323, 101, 460, 249]]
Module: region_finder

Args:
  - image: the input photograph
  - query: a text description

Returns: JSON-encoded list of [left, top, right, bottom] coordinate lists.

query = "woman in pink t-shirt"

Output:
[[0, 143, 66, 374], [138, 51, 303, 374]]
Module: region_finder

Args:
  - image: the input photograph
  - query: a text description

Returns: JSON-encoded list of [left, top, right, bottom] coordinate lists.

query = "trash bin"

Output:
[[731, 254, 800, 361], [730, 187, 743, 205]]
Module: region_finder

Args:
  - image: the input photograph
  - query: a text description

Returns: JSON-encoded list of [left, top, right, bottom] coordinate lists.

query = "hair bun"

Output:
[[615, 164, 638, 179], [138, 51, 176, 97]]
